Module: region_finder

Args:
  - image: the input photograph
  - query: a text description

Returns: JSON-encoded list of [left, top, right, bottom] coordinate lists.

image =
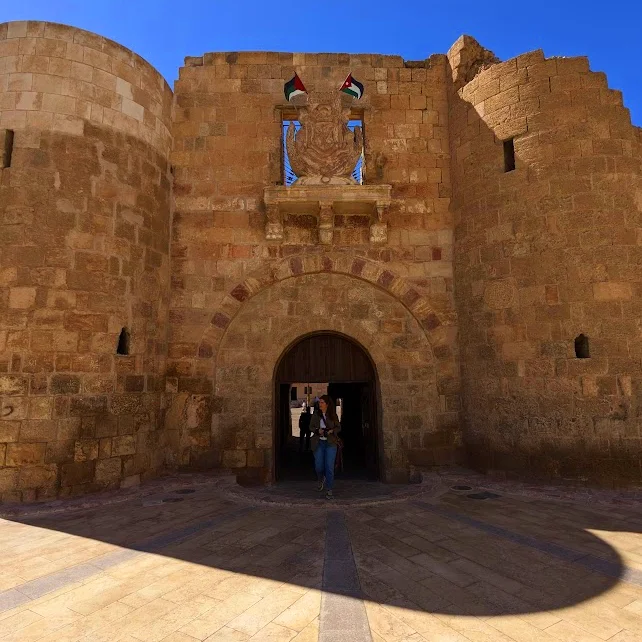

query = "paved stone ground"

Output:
[[0, 472, 641, 641]]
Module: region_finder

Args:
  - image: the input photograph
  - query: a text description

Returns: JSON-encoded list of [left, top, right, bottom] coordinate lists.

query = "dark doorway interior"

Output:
[[274, 333, 379, 482], [328, 382, 378, 480]]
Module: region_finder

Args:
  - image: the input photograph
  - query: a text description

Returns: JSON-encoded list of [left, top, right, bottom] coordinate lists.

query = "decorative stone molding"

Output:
[[318, 203, 334, 245], [370, 202, 389, 244], [265, 203, 283, 241], [198, 253, 450, 359], [265, 91, 391, 243], [263, 184, 392, 244]]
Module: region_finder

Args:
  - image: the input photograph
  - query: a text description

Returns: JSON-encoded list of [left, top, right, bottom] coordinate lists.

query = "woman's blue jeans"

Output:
[[314, 441, 337, 490]]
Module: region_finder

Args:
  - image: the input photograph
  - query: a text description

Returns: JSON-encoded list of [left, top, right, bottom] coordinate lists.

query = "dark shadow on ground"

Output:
[[2, 476, 640, 618], [277, 436, 372, 482]]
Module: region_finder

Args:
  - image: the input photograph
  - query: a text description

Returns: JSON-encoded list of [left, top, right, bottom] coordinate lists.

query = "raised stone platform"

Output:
[[2, 470, 640, 519], [220, 478, 443, 508]]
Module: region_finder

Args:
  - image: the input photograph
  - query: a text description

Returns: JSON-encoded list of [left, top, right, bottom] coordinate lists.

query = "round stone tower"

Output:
[[0, 21, 173, 500], [448, 37, 642, 485]]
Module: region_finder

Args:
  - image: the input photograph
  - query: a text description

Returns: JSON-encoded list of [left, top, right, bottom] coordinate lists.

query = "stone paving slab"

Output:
[[0, 472, 641, 641], [320, 513, 371, 641]]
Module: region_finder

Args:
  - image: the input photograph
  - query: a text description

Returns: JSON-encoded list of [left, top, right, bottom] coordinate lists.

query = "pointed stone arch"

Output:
[[199, 253, 450, 361], [204, 271, 460, 484], [165, 255, 460, 482]]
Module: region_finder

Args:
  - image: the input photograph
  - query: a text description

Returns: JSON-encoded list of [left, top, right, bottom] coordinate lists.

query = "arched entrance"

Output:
[[274, 332, 380, 481], [203, 271, 445, 486]]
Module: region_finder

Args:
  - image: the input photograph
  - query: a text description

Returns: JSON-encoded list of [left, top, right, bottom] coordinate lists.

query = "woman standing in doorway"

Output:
[[310, 395, 341, 499]]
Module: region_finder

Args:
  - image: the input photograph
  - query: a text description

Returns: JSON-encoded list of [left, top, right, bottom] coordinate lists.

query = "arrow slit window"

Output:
[[1, 129, 14, 169]]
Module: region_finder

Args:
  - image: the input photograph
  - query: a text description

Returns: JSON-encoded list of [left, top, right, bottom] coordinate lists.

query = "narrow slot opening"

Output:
[[116, 327, 130, 355], [574, 334, 590, 359], [2, 130, 14, 169], [503, 138, 515, 172]]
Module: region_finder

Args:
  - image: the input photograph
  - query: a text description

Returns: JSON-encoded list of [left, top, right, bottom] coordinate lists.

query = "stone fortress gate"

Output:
[[0, 21, 641, 501]]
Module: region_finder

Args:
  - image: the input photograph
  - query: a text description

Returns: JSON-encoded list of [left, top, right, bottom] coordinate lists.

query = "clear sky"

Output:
[[3, 1, 641, 124]]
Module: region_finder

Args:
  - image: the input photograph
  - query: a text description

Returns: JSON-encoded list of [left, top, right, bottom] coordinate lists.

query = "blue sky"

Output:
[[3, 1, 641, 123]]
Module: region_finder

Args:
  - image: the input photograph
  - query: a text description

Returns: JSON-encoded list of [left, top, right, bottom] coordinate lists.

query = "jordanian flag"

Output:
[[340, 74, 364, 99], [284, 73, 307, 101]]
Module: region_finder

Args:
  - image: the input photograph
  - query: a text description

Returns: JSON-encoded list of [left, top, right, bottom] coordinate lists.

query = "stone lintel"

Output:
[[263, 184, 392, 244]]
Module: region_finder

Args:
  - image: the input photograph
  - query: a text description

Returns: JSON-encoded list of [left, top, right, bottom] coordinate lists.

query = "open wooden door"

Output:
[[275, 332, 380, 481], [274, 383, 291, 481], [361, 382, 379, 480]]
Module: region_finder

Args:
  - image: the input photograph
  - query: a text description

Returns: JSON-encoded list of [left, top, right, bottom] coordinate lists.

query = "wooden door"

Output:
[[275, 332, 379, 481], [275, 383, 291, 481], [276, 333, 373, 383], [361, 382, 379, 480]]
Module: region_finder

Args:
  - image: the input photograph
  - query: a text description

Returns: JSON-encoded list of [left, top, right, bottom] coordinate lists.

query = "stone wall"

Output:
[[2, 20, 640, 500], [168, 51, 461, 481], [167, 267, 456, 484], [448, 37, 642, 485], [0, 21, 173, 500]]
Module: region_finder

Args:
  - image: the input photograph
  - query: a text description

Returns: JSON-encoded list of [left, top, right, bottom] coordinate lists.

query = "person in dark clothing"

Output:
[[310, 395, 341, 499], [298, 406, 312, 453]]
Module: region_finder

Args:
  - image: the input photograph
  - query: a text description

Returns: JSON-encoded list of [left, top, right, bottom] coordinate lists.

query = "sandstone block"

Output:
[[596, 376, 617, 396], [74, 252, 109, 273], [246, 449, 266, 468], [8, 287, 36, 309], [99, 437, 112, 459], [18, 465, 58, 489], [45, 440, 74, 464], [61, 461, 94, 486], [6, 443, 46, 466], [501, 342, 537, 360], [69, 396, 107, 416], [110, 394, 140, 415], [222, 449, 247, 468], [20, 420, 57, 442], [95, 457, 122, 483], [0, 421, 20, 443], [124, 375, 144, 392], [74, 439, 99, 462], [112, 435, 136, 456], [0, 468, 18, 492], [2, 397, 27, 420], [593, 282, 632, 301], [57, 418, 81, 441], [95, 414, 118, 438], [122, 453, 148, 476], [52, 331, 79, 352], [50, 375, 81, 395]]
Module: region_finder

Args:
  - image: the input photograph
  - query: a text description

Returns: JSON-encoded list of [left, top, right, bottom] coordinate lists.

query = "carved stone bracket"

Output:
[[265, 203, 284, 241], [318, 203, 334, 245], [370, 202, 389, 244], [263, 184, 392, 245]]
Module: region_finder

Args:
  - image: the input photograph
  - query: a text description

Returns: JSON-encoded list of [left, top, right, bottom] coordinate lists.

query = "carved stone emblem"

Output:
[[263, 88, 391, 245], [286, 93, 363, 185]]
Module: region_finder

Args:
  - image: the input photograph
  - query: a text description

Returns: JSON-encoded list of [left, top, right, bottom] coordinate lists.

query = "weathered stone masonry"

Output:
[[0, 21, 172, 501], [0, 21, 640, 501]]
